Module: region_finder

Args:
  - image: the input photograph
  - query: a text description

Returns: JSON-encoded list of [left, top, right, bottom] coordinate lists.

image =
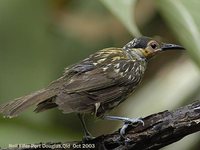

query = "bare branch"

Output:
[[2, 101, 200, 150]]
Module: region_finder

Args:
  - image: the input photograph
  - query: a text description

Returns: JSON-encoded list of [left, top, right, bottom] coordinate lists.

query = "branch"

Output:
[[2, 100, 200, 150]]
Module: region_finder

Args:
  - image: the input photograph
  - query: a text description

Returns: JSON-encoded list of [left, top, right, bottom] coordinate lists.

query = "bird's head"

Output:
[[123, 36, 184, 60]]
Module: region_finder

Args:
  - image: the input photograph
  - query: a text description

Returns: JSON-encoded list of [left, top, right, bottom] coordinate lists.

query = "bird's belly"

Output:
[[94, 86, 136, 117], [56, 82, 138, 117], [95, 99, 122, 117]]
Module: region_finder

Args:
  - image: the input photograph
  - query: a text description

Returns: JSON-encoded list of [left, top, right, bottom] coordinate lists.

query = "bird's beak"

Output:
[[161, 43, 185, 51]]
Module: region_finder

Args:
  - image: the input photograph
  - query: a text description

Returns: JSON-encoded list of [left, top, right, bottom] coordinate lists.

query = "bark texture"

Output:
[[2, 101, 200, 150]]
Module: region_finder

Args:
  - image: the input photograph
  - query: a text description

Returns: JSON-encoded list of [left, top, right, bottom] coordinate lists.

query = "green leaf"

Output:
[[100, 0, 141, 36], [157, 0, 200, 67]]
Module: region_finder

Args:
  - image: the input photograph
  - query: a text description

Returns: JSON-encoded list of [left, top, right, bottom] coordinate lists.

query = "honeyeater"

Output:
[[0, 36, 184, 140]]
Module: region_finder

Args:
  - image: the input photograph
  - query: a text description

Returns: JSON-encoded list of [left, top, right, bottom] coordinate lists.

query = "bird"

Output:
[[0, 36, 184, 140]]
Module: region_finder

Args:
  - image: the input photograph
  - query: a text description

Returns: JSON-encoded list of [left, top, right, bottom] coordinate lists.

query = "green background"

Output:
[[0, 0, 200, 149]]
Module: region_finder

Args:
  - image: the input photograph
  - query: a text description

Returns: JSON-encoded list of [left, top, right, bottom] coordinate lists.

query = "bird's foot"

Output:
[[104, 116, 144, 139], [82, 131, 95, 142], [78, 113, 95, 142], [120, 118, 144, 138], [82, 135, 95, 142]]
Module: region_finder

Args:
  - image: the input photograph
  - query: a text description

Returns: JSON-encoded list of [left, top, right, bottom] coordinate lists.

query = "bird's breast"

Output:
[[112, 59, 147, 84]]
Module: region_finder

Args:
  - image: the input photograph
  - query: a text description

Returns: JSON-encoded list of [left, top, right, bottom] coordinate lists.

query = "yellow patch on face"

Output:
[[141, 40, 160, 58], [141, 48, 153, 57]]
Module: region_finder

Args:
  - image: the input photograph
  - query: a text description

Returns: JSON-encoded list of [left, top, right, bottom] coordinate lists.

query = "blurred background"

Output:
[[0, 0, 200, 149]]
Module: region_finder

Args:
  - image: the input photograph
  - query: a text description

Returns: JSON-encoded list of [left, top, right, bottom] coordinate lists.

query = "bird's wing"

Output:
[[59, 48, 133, 93], [52, 48, 146, 114], [63, 67, 120, 92]]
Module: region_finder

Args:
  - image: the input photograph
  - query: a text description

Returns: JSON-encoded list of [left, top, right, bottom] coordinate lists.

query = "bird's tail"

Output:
[[0, 88, 56, 118]]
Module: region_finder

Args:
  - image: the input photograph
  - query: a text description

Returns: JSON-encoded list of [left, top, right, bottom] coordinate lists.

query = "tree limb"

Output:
[[2, 100, 200, 150]]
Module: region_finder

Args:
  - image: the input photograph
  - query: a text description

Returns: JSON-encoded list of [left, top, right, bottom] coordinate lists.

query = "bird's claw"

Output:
[[82, 135, 95, 142], [124, 118, 144, 126], [104, 116, 144, 140], [120, 118, 144, 139]]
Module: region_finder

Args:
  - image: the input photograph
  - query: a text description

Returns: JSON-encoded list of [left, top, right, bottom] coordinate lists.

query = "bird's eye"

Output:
[[150, 42, 158, 49]]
